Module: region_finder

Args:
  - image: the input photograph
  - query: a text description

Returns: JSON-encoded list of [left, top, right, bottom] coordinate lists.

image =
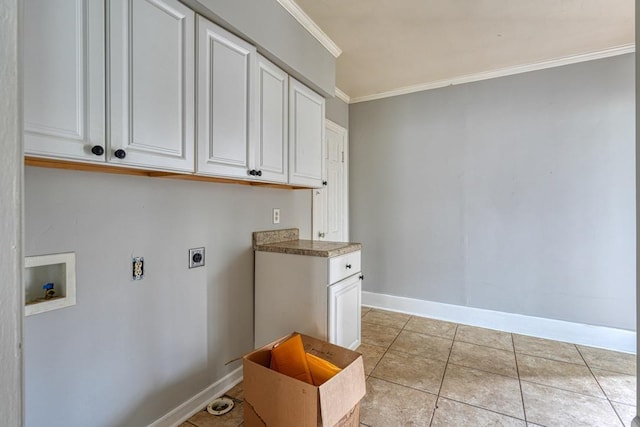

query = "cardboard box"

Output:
[[243, 333, 366, 427]]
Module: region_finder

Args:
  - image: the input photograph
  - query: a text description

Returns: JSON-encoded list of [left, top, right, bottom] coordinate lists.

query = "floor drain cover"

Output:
[[206, 397, 234, 416]]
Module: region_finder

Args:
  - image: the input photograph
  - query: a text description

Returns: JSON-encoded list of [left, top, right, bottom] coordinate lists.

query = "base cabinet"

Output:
[[254, 250, 362, 349]]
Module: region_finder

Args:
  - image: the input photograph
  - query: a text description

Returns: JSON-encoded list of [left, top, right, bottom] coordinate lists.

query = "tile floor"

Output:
[[182, 307, 637, 427]]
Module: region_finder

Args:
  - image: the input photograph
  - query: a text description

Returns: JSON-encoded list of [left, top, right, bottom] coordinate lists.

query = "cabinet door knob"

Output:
[[114, 149, 127, 159], [318, 232, 325, 238], [256, 170, 262, 177], [91, 145, 104, 156], [248, 169, 257, 176], [346, 264, 352, 269], [359, 274, 364, 280], [322, 181, 328, 186]]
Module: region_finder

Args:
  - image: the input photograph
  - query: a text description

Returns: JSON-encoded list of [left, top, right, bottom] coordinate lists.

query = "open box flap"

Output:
[[318, 356, 366, 426], [244, 353, 319, 426]]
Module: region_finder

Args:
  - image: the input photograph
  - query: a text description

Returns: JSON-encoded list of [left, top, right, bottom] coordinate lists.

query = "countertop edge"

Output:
[[254, 242, 361, 258]]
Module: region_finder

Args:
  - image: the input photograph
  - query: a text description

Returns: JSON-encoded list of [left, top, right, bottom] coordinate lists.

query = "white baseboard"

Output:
[[148, 367, 243, 427], [362, 291, 636, 354]]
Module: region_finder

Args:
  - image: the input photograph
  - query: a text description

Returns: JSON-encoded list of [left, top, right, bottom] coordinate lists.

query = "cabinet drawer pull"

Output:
[[345, 264, 352, 269], [359, 274, 364, 280]]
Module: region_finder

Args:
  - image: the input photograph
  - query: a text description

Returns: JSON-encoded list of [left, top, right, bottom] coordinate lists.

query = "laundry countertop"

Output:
[[253, 228, 361, 257]]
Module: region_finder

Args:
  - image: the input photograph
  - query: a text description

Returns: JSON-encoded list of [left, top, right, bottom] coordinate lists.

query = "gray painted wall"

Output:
[[326, 96, 349, 129], [0, 0, 24, 425], [350, 53, 636, 331], [24, 168, 311, 426], [183, 0, 336, 97]]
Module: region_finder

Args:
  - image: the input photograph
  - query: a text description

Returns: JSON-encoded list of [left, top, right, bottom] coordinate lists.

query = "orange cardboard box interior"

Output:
[[243, 333, 366, 427]]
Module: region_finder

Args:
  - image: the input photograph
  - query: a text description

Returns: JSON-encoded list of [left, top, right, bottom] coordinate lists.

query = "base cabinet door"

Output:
[[24, 0, 105, 162], [328, 274, 362, 350], [109, 0, 195, 172]]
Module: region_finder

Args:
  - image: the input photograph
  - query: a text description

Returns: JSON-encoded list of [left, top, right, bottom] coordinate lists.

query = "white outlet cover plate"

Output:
[[273, 208, 280, 224], [132, 257, 144, 280], [189, 248, 205, 268]]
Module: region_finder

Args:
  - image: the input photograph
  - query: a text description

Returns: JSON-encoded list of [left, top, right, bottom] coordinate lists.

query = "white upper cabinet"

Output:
[[24, 0, 105, 162], [24, 3, 326, 188], [289, 78, 325, 188], [109, 0, 195, 172], [254, 54, 289, 183], [196, 16, 256, 179]]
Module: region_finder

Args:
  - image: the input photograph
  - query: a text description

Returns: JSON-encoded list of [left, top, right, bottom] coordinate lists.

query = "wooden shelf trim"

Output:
[[25, 157, 312, 190]]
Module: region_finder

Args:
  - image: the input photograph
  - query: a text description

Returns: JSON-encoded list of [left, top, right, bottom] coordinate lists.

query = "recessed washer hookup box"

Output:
[[243, 333, 366, 427]]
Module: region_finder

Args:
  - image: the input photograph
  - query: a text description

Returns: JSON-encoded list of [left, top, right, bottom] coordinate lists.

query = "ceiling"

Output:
[[292, 0, 634, 102]]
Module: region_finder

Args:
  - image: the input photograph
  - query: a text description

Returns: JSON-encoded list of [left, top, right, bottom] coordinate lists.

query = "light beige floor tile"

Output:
[[361, 322, 401, 348], [356, 343, 387, 376], [360, 377, 437, 427], [440, 364, 524, 419], [188, 403, 244, 427], [517, 353, 604, 398], [389, 330, 452, 362], [578, 345, 637, 376], [449, 341, 517, 378], [178, 423, 195, 427], [456, 324, 514, 351], [361, 306, 372, 317], [611, 402, 637, 427], [362, 309, 411, 329], [513, 334, 584, 365], [403, 316, 457, 339], [224, 381, 243, 401], [592, 368, 637, 406], [521, 382, 620, 427], [370, 350, 446, 394], [431, 397, 526, 426]]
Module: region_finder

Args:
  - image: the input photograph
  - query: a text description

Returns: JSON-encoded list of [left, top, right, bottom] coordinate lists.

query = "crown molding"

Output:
[[334, 87, 350, 103], [275, 0, 342, 58], [350, 44, 636, 104]]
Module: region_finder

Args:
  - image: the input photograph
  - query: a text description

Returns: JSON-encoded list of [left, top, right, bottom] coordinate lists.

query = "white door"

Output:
[[313, 120, 349, 241], [289, 78, 325, 188], [255, 54, 288, 183], [328, 274, 362, 350], [109, 0, 195, 172], [24, 0, 105, 162], [196, 16, 256, 179]]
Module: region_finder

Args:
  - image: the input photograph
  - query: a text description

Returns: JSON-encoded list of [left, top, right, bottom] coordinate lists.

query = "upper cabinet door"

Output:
[[24, 0, 105, 162], [196, 17, 256, 179], [289, 78, 325, 188], [109, 0, 195, 172], [254, 54, 288, 184]]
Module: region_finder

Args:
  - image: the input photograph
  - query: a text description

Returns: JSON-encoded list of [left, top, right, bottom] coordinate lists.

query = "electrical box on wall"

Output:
[[189, 247, 205, 268], [24, 252, 77, 316]]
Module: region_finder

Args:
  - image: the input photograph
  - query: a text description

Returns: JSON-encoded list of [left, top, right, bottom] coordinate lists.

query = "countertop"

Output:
[[253, 228, 361, 257]]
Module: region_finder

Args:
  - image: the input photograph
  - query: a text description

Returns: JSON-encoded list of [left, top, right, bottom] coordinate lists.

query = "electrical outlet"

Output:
[[132, 257, 144, 280], [273, 208, 280, 224], [189, 247, 205, 268]]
